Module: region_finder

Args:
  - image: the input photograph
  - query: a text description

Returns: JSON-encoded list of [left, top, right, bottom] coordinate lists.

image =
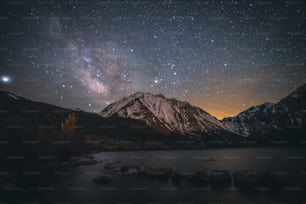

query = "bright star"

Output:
[[1, 75, 11, 84]]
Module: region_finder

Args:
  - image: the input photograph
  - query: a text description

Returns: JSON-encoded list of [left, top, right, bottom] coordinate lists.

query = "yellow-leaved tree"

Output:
[[61, 113, 78, 138], [57, 113, 80, 160]]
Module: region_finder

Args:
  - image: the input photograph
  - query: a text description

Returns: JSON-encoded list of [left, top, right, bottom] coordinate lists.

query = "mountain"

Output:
[[222, 84, 306, 138], [3, 83, 305, 151], [100, 91, 229, 136]]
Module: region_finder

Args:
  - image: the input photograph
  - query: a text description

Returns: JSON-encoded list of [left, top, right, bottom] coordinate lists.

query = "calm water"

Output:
[[2, 147, 306, 203]]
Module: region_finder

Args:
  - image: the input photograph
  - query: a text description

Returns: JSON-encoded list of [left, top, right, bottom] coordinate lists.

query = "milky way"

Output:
[[66, 41, 141, 101], [0, 0, 305, 118]]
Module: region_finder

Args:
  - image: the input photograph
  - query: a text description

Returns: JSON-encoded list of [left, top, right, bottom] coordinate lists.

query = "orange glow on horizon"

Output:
[[203, 108, 240, 120]]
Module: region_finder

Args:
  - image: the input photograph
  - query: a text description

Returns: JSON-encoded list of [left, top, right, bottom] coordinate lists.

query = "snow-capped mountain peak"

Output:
[[100, 92, 227, 135]]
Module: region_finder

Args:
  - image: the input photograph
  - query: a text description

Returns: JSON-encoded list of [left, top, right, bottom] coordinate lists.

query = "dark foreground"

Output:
[[1, 147, 306, 204]]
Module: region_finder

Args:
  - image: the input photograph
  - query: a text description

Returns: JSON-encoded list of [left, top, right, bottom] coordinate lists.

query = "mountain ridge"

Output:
[[1, 83, 305, 141], [222, 83, 306, 137]]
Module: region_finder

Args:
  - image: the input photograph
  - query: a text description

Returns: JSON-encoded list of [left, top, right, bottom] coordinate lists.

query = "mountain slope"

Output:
[[222, 84, 306, 137], [100, 91, 229, 135]]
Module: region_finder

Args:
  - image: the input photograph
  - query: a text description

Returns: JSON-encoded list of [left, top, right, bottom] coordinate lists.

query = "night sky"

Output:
[[0, 0, 305, 119]]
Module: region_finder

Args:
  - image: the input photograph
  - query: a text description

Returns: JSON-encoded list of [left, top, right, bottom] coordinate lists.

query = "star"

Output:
[[1, 75, 11, 84]]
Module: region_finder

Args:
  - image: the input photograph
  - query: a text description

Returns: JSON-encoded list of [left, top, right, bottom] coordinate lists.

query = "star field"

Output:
[[0, 0, 305, 119]]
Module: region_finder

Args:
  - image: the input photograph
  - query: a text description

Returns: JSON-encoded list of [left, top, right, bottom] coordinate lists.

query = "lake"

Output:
[[1, 147, 306, 203]]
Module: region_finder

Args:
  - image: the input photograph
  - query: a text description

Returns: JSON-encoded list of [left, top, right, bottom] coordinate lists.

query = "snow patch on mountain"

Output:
[[8, 93, 19, 100]]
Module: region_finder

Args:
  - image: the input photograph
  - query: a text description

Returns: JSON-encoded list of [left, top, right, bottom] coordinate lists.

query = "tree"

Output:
[[57, 113, 79, 160], [61, 113, 78, 138]]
